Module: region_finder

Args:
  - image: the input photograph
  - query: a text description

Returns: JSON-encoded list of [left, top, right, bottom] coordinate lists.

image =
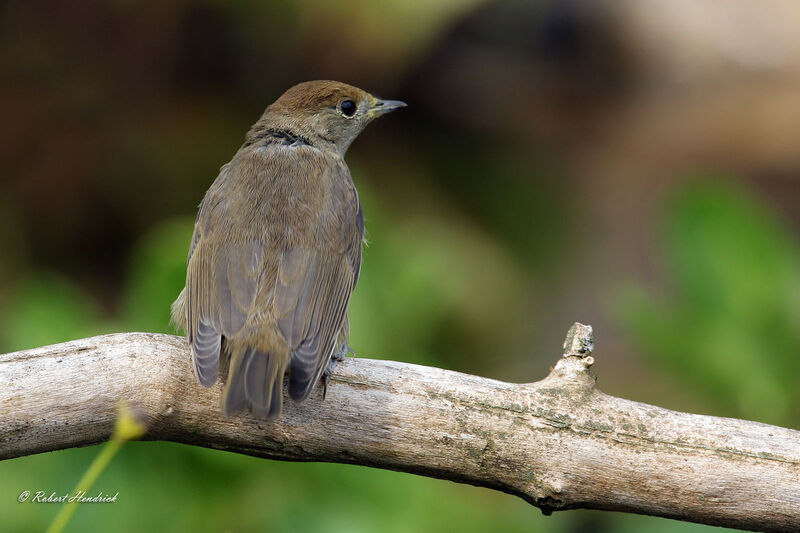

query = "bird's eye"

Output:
[[339, 99, 357, 117]]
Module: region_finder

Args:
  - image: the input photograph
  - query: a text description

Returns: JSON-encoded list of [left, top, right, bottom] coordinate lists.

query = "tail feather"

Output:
[[222, 348, 249, 415], [223, 346, 285, 418], [244, 350, 270, 417]]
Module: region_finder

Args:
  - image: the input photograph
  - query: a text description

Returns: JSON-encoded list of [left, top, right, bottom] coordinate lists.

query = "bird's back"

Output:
[[180, 140, 362, 417]]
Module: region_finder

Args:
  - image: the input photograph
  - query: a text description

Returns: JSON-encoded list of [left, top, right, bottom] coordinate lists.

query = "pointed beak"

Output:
[[370, 99, 407, 117]]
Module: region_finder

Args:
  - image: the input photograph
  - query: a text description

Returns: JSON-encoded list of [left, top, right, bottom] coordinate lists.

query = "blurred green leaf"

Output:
[[617, 180, 800, 425], [120, 217, 194, 334], [348, 180, 523, 369], [0, 272, 108, 352]]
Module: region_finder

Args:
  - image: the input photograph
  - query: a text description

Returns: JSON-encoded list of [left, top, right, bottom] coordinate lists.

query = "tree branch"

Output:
[[1, 323, 798, 532]]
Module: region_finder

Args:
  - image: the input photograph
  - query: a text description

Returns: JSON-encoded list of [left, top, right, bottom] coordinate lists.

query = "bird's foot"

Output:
[[323, 343, 351, 399]]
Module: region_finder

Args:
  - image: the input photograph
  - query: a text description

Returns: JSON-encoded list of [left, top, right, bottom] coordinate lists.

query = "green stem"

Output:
[[46, 402, 145, 533], [46, 439, 124, 533]]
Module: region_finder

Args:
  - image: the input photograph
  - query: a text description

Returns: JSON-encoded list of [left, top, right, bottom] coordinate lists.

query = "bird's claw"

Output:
[[322, 343, 351, 399]]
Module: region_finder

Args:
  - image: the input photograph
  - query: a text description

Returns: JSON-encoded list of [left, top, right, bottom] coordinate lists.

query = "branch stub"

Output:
[[562, 322, 594, 359]]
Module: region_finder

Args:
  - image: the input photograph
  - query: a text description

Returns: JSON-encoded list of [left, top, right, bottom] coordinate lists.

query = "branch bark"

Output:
[[1, 324, 798, 532]]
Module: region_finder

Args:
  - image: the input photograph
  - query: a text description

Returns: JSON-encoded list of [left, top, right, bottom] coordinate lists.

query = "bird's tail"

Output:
[[223, 345, 287, 418]]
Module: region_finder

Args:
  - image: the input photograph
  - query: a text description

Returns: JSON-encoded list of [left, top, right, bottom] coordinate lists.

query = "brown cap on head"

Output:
[[270, 80, 371, 113]]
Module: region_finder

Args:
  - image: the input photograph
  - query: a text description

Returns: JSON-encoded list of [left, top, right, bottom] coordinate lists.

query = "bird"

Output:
[[171, 80, 406, 418]]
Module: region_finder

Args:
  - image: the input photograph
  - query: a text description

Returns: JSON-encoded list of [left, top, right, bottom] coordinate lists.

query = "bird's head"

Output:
[[258, 80, 406, 155]]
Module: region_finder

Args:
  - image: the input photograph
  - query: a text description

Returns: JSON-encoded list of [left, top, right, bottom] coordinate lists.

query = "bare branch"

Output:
[[1, 324, 798, 532]]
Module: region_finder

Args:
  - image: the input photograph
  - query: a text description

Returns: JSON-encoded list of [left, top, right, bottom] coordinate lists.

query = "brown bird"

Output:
[[171, 80, 405, 418]]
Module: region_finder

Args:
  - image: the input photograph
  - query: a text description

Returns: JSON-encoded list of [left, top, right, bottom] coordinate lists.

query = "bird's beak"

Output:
[[369, 99, 407, 118]]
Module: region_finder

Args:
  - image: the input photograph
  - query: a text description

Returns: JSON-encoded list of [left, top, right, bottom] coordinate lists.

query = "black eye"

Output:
[[340, 99, 357, 117]]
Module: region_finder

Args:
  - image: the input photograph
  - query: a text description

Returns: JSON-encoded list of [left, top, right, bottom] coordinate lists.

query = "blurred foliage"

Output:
[[348, 180, 525, 368], [120, 217, 196, 334], [0, 273, 110, 352], [618, 180, 800, 425]]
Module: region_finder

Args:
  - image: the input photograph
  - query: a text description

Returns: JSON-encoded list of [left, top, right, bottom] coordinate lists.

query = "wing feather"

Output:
[[273, 248, 355, 401], [192, 318, 221, 387], [186, 242, 262, 387]]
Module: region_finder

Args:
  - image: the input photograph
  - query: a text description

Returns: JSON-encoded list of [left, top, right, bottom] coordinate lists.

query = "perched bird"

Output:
[[171, 80, 406, 418]]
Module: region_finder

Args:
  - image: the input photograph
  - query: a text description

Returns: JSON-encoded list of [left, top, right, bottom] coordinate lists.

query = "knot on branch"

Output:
[[533, 475, 566, 515], [542, 323, 596, 388], [562, 322, 594, 361]]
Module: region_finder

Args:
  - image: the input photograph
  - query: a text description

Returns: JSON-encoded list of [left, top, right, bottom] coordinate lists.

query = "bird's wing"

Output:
[[186, 240, 263, 387], [275, 213, 362, 402]]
